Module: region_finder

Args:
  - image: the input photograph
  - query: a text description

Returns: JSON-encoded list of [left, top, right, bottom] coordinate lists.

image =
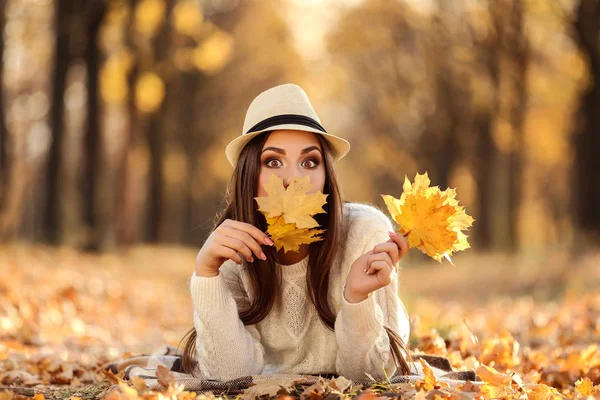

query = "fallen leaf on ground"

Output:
[[242, 378, 307, 400]]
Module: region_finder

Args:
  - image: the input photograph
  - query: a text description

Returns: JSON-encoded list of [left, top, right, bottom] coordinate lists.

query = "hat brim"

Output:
[[225, 124, 351, 167]]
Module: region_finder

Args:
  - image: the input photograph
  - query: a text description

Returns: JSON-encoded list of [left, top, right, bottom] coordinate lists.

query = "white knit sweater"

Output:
[[189, 202, 411, 381]]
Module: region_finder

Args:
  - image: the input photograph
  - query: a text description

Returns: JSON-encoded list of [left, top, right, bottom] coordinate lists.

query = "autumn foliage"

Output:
[[255, 174, 328, 253], [1, 246, 599, 399], [382, 172, 474, 265]]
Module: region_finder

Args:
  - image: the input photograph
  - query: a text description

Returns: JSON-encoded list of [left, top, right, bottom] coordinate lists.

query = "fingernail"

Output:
[[250, 256, 254, 262], [389, 231, 399, 237], [265, 237, 274, 246], [260, 252, 267, 260]]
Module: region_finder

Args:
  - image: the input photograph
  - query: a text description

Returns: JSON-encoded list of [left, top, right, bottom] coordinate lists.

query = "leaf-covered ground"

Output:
[[0, 244, 599, 399]]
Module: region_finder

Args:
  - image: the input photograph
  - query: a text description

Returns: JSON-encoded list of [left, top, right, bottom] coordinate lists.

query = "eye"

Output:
[[265, 158, 282, 168], [301, 159, 319, 168]]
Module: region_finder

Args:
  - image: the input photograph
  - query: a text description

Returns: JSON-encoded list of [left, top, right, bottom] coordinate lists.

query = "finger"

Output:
[[367, 252, 393, 271], [373, 242, 400, 264], [220, 226, 266, 261], [388, 232, 409, 259], [215, 246, 243, 264], [223, 219, 274, 246], [366, 252, 394, 274], [367, 260, 392, 286], [216, 235, 255, 263]]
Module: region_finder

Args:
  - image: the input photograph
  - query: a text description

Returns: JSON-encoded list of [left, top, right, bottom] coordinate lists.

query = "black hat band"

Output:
[[246, 114, 327, 134]]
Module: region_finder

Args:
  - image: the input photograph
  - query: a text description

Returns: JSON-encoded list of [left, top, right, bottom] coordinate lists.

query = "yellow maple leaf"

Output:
[[255, 174, 328, 229], [475, 364, 513, 387], [479, 331, 520, 368], [415, 357, 437, 391], [255, 174, 327, 253], [526, 384, 563, 400], [561, 344, 598, 377], [575, 377, 597, 397], [381, 172, 474, 264], [476, 365, 523, 400], [266, 216, 325, 253]]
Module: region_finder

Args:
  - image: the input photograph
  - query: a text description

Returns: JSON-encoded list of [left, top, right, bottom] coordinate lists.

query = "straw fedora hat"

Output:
[[225, 83, 351, 166]]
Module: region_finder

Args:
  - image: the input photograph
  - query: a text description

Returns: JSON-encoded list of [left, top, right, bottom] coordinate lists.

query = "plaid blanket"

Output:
[[102, 344, 480, 395]]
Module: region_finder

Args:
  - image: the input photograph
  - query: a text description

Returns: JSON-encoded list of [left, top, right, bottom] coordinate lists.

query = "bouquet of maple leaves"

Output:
[[255, 174, 328, 253], [255, 172, 474, 264], [381, 172, 475, 265]]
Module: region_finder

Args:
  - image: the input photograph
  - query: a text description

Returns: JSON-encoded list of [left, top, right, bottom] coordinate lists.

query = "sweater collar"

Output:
[[277, 255, 309, 276]]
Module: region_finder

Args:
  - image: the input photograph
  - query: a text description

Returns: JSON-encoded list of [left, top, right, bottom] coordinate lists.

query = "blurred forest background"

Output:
[[0, 0, 598, 256]]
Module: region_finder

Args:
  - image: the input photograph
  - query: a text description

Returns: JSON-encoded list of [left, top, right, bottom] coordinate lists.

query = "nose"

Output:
[[283, 176, 292, 188], [282, 165, 305, 188]]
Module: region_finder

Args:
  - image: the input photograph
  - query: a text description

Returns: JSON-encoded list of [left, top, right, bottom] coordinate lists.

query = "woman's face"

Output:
[[257, 130, 326, 197]]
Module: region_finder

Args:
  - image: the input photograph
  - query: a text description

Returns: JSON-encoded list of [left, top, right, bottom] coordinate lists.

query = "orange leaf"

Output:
[[256, 174, 327, 253], [575, 377, 597, 397], [266, 216, 325, 253], [415, 357, 437, 391], [156, 364, 175, 388], [256, 174, 327, 228], [381, 171, 474, 264]]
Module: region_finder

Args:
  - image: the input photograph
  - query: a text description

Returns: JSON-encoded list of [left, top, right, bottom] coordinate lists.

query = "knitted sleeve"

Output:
[[190, 260, 265, 380], [334, 204, 411, 381]]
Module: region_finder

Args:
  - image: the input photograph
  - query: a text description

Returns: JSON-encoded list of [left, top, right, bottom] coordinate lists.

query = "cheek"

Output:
[[312, 166, 326, 192], [257, 172, 268, 197], [258, 167, 280, 197]]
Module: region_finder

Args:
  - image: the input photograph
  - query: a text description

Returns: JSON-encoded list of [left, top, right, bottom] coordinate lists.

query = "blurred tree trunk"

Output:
[[471, 4, 504, 251], [181, 73, 204, 246], [146, 2, 174, 242], [0, 0, 17, 241], [159, 67, 186, 243], [506, 0, 528, 251], [0, 0, 7, 218], [573, 0, 600, 244], [147, 111, 165, 243], [470, 0, 528, 252], [45, 0, 106, 248], [472, 111, 495, 251], [419, 0, 463, 189], [45, 0, 74, 244], [81, 1, 106, 251], [117, 0, 140, 246], [419, 41, 456, 188], [433, 71, 460, 190]]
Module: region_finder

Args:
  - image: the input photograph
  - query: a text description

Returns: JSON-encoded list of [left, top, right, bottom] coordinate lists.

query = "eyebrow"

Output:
[[261, 146, 322, 155]]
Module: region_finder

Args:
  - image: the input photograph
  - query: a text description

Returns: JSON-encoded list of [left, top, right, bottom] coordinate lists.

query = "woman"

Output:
[[179, 83, 411, 382]]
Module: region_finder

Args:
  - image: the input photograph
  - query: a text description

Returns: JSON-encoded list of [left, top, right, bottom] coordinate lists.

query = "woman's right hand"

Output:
[[195, 219, 275, 277]]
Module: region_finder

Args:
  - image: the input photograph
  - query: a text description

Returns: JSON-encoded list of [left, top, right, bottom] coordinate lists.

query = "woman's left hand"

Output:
[[344, 232, 409, 303]]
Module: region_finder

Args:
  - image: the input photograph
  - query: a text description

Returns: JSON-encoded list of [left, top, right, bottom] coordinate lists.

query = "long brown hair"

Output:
[[179, 131, 411, 377]]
